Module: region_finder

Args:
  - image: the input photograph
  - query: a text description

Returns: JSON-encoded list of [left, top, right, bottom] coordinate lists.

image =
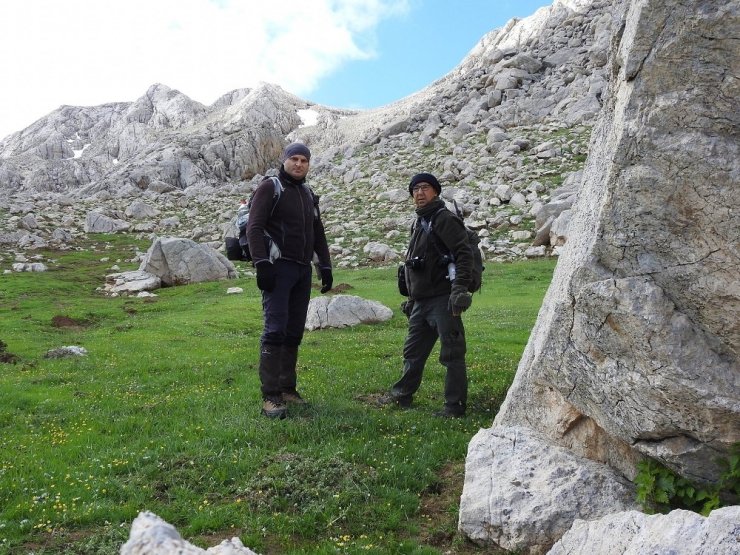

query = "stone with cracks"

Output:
[[105, 270, 162, 295]]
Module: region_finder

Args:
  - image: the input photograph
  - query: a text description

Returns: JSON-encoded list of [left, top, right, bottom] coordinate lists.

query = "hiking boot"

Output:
[[376, 393, 412, 409], [261, 397, 287, 419], [282, 390, 306, 404], [433, 407, 465, 419]]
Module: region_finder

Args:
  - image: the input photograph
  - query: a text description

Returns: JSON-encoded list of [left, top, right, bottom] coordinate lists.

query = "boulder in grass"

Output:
[[139, 237, 237, 286], [305, 295, 393, 330]]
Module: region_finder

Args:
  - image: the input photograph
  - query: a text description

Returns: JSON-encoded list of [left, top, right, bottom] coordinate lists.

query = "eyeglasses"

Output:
[[412, 184, 433, 193]]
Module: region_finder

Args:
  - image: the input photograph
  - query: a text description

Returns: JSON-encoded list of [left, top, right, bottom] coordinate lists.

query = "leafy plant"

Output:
[[635, 445, 740, 516]]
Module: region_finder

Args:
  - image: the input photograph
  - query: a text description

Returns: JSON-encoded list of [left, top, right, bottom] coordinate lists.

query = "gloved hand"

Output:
[[401, 300, 415, 318], [255, 261, 277, 292], [448, 289, 472, 316], [320, 267, 333, 293]]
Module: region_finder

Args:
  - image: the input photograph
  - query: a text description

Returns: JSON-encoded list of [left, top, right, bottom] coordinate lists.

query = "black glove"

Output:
[[320, 267, 333, 293], [448, 290, 472, 316], [401, 300, 415, 318], [255, 261, 276, 292]]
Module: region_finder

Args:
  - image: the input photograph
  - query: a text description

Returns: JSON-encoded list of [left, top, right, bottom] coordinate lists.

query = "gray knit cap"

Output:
[[281, 142, 311, 162]]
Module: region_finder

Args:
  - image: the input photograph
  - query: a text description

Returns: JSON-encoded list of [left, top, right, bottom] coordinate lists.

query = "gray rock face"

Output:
[[460, 0, 739, 551], [548, 506, 740, 555], [139, 237, 237, 286]]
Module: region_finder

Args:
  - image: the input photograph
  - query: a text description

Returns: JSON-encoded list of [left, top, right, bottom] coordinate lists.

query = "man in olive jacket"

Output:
[[246, 142, 332, 419], [383, 172, 473, 417]]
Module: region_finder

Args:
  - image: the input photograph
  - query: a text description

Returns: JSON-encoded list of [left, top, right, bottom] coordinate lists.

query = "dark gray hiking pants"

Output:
[[391, 294, 467, 411]]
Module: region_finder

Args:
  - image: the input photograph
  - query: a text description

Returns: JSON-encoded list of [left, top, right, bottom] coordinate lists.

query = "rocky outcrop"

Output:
[[0, 83, 354, 195], [459, 0, 739, 551]]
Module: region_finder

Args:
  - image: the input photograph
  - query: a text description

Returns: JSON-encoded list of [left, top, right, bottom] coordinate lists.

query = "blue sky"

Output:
[[0, 0, 552, 141], [308, 0, 552, 109]]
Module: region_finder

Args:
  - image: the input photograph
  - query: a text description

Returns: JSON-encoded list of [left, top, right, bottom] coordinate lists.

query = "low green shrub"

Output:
[[635, 444, 740, 516]]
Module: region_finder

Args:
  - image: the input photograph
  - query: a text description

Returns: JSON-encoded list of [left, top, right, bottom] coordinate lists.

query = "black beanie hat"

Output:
[[281, 142, 311, 162], [409, 172, 441, 196]]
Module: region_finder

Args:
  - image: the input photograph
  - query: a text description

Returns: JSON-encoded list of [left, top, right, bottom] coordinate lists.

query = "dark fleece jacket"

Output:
[[405, 197, 473, 300], [245, 168, 331, 269]]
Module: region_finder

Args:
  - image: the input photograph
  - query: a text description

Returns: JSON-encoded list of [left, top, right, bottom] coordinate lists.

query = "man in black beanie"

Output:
[[380, 172, 473, 417], [246, 142, 333, 418]]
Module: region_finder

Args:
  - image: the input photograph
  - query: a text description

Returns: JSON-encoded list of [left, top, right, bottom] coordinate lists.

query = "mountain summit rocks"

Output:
[[0, 0, 618, 268]]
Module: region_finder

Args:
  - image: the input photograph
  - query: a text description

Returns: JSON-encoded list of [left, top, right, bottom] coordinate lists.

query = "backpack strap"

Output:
[[301, 183, 321, 219], [421, 207, 452, 259], [268, 176, 284, 215]]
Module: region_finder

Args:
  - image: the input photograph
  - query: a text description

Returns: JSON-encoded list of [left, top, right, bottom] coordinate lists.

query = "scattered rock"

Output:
[[120, 511, 258, 555], [45, 346, 88, 358]]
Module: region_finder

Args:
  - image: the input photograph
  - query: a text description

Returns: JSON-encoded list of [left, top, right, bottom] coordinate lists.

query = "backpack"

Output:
[[225, 176, 283, 262], [422, 201, 484, 293]]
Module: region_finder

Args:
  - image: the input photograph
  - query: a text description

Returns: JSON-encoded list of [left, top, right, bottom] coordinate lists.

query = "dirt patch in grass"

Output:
[[0, 339, 19, 363], [415, 461, 507, 554], [310, 282, 353, 293], [354, 392, 394, 408], [51, 314, 90, 330], [331, 283, 353, 293]]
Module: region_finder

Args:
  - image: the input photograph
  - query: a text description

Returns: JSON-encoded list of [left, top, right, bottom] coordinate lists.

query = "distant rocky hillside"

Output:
[[0, 0, 615, 269]]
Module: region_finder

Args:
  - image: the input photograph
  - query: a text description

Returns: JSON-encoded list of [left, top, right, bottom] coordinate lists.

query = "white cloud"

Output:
[[0, 0, 409, 140]]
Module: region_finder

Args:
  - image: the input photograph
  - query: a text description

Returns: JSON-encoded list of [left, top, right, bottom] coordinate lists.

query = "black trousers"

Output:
[[391, 294, 467, 411], [259, 259, 312, 397], [260, 259, 312, 346]]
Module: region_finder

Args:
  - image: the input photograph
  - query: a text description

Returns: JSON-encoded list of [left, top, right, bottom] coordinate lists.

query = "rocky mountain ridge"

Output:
[[1, 0, 613, 270]]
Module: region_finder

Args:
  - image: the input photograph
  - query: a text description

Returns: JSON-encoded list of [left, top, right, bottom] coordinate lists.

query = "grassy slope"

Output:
[[0, 236, 555, 554]]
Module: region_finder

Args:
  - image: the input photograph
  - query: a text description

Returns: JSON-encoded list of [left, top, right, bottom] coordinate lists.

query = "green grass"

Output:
[[0, 237, 555, 554]]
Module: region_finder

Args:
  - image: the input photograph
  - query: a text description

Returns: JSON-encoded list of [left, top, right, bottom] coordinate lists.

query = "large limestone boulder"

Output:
[[121, 511, 258, 555], [548, 506, 740, 555], [460, 0, 740, 552], [305, 295, 393, 330], [139, 237, 237, 286]]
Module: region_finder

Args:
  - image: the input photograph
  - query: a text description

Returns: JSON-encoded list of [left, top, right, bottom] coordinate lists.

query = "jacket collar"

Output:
[[415, 197, 445, 219], [279, 165, 306, 186]]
